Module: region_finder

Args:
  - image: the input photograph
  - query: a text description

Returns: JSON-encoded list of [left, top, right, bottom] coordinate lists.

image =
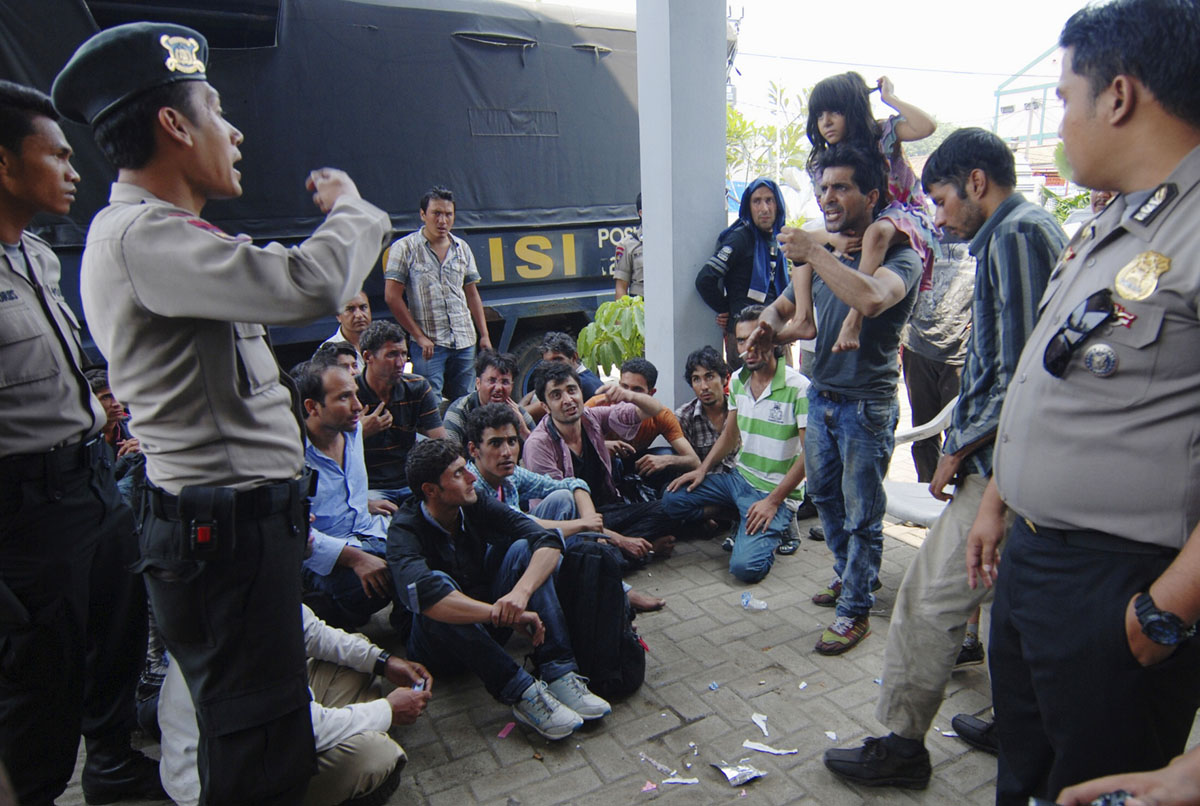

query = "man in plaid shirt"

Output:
[[384, 186, 491, 401]]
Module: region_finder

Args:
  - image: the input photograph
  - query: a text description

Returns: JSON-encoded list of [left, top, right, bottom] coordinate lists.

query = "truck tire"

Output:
[[511, 333, 548, 397]]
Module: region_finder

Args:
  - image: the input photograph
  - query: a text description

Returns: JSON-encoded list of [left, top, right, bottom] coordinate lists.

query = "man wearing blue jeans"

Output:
[[300, 360, 403, 632], [465, 403, 666, 612], [383, 187, 491, 402], [387, 438, 611, 740], [756, 142, 921, 654], [662, 307, 808, 583]]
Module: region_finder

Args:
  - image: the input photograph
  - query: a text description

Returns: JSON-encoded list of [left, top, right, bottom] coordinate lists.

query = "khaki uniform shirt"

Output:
[[0, 233, 104, 456], [613, 227, 643, 297], [81, 183, 390, 495], [994, 144, 1200, 549]]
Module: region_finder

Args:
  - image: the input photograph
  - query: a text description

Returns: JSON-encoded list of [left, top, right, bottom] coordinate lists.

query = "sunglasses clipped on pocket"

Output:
[[1042, 288, 1116, 378]]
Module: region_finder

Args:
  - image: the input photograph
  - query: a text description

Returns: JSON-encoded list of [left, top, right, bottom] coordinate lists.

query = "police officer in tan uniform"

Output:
[[613, 192, 643, 299], [964, 1, 1200, 803], [53, 23, 391, 804], [0, 80, 164, 806]]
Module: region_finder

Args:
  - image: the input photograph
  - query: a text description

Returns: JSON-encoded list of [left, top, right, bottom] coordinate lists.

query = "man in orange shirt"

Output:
[[585, 358, 699, 491]]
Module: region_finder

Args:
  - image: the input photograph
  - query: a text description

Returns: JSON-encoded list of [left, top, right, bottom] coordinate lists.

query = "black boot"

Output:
[[81, 734, 168, 805]]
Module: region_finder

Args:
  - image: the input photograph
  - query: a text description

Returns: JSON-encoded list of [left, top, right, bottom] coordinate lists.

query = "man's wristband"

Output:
[[374, 651, 391, 678]]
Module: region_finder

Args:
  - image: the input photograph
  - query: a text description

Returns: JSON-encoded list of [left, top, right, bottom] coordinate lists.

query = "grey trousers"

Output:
[[875, 474, 1010, 739]]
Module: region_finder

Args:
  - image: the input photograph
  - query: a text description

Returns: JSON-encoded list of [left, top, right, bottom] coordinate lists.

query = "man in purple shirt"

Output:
[[523, 362, 676, 558]]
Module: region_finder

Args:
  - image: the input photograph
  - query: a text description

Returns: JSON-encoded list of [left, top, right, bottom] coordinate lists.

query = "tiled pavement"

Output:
[[60, 415, 1200, 805]]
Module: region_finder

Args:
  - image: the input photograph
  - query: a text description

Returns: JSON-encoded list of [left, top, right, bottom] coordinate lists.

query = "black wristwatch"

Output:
[[1134, 592, 1196, 645], [374, 651, 391, 678]]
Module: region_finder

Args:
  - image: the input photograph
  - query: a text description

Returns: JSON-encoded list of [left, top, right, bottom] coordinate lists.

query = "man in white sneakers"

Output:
[[386, 439, 610, 739]]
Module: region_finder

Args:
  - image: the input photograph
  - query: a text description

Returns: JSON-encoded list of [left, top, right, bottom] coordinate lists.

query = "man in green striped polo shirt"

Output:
[[662, 305, 808, 582]]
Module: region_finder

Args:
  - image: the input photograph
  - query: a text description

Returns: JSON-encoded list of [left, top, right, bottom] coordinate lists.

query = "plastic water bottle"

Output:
[[741, 592, 768, 610]]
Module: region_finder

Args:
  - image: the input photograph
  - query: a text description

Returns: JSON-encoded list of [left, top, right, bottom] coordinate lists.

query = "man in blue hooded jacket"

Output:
[[696, 179, 788, 370]]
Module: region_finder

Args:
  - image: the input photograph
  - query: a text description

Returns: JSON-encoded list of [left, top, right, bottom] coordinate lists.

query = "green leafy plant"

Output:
[[577, 295, 645, 377], [1039, 184, 1092, 224]]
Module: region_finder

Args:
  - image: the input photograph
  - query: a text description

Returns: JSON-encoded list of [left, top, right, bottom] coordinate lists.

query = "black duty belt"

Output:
[[1021, 518, 1177, 558], [148, 470, 315, 523], [0, 435, 105, 481]]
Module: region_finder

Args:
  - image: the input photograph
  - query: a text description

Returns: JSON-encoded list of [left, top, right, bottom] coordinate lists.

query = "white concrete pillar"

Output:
[[636, 0, 727, 407]]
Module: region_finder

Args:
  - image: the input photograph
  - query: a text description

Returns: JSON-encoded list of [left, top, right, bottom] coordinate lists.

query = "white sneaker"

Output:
[[512, 680, 583, 740], [546, 671, 612, 720]]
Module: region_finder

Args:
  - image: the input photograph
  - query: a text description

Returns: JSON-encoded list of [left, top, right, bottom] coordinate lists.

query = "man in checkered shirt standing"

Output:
[[384, 187, 492, 402]]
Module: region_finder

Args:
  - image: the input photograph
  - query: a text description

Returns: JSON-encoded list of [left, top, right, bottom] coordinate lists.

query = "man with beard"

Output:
[[755, 142, 921, 655]]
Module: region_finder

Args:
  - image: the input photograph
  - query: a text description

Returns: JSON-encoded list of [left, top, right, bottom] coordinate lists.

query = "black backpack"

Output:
[[554, 538, 646, 699]]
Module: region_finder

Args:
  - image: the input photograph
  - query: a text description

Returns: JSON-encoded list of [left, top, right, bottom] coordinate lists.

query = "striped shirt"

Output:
[[730, 359, 809, 500], [944, 193, 1066, 477], [383, 229, 481, 349], [355, 371, 443, 489]]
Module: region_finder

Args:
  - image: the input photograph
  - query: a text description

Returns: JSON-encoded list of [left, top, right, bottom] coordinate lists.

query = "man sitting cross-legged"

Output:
[[299, 360, 404, 632], [524, 361, 678, 560], [465, 403, 665, 612], [661, 305, 809, 583], [387, 438, 611, 740]]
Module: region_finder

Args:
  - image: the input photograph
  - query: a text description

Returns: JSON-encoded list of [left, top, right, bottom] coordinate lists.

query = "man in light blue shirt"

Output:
[[464, 403, 665, 612], [298, 360, 401, 631]]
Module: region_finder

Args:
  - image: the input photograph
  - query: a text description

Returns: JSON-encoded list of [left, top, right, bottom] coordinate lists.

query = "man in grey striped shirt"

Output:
[[823, 128, 1067, 790]]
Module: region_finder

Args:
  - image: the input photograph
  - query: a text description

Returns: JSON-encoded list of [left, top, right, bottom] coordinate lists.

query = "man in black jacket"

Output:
[[386, 438, 610, 741], [696, 178, 788, 369]]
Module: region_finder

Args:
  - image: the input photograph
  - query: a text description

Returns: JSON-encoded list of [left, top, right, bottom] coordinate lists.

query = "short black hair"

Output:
[[0, 80, 58, 154], [465, 402, 521, 448], [84, 366, 110, 394], [635, 191, 642, 212], [405, 438, 463, 501], [815, 142, 888, 218], [684, 346, 728, 384], [736, 304, 765, 325], [93, 80, 200, 170], [539, 331, 578, 359], [475, 348, 518, 379], [420, 186, 454, 213], [534, 360, 580, 404], [1060, 0, 1200, 129], [360, 321, 408, 357], [619, 357, 657, 389], [313, 341, 358, 366], [920, 127, 1016, 196], [295, 361, 342, 408], [734, 305, 784, 358]]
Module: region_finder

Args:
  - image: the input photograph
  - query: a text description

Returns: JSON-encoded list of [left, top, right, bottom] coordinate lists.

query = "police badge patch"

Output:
[[161, 34, 205, 74]]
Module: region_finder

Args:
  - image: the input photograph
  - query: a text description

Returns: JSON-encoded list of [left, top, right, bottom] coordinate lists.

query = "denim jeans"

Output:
[[530, 489, 577, 522], [660, 471, 793, 582], [301, 538, 396, 630], [805, 392, 898, 618], [410, 343, 475, 402], [405, 539, 577, 704]]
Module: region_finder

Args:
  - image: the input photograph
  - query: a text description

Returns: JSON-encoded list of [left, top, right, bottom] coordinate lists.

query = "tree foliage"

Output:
[[577, 295, 645, 377], [1039, 185, 1092, 224], [726, 82, 809, 186]]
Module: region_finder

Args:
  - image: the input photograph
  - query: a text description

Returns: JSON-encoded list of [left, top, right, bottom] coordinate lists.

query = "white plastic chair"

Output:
[[882, 395, 959, 528]]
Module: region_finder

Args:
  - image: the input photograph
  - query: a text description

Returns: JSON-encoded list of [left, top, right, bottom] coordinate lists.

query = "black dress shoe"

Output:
[[951, 713, 998, 755], [808, 526, 825, 541], [824, 735, 931, 789], [82, 747, 168, 804]]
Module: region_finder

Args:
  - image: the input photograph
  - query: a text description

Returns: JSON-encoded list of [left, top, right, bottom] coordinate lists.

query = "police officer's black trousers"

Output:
[[140, 481, 315, 805], [0, 443, 146, 805], [990, 518, 1200, 805]]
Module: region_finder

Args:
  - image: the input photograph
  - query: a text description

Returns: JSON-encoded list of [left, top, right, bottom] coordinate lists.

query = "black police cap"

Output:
[[52, 22, 209, 127]]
